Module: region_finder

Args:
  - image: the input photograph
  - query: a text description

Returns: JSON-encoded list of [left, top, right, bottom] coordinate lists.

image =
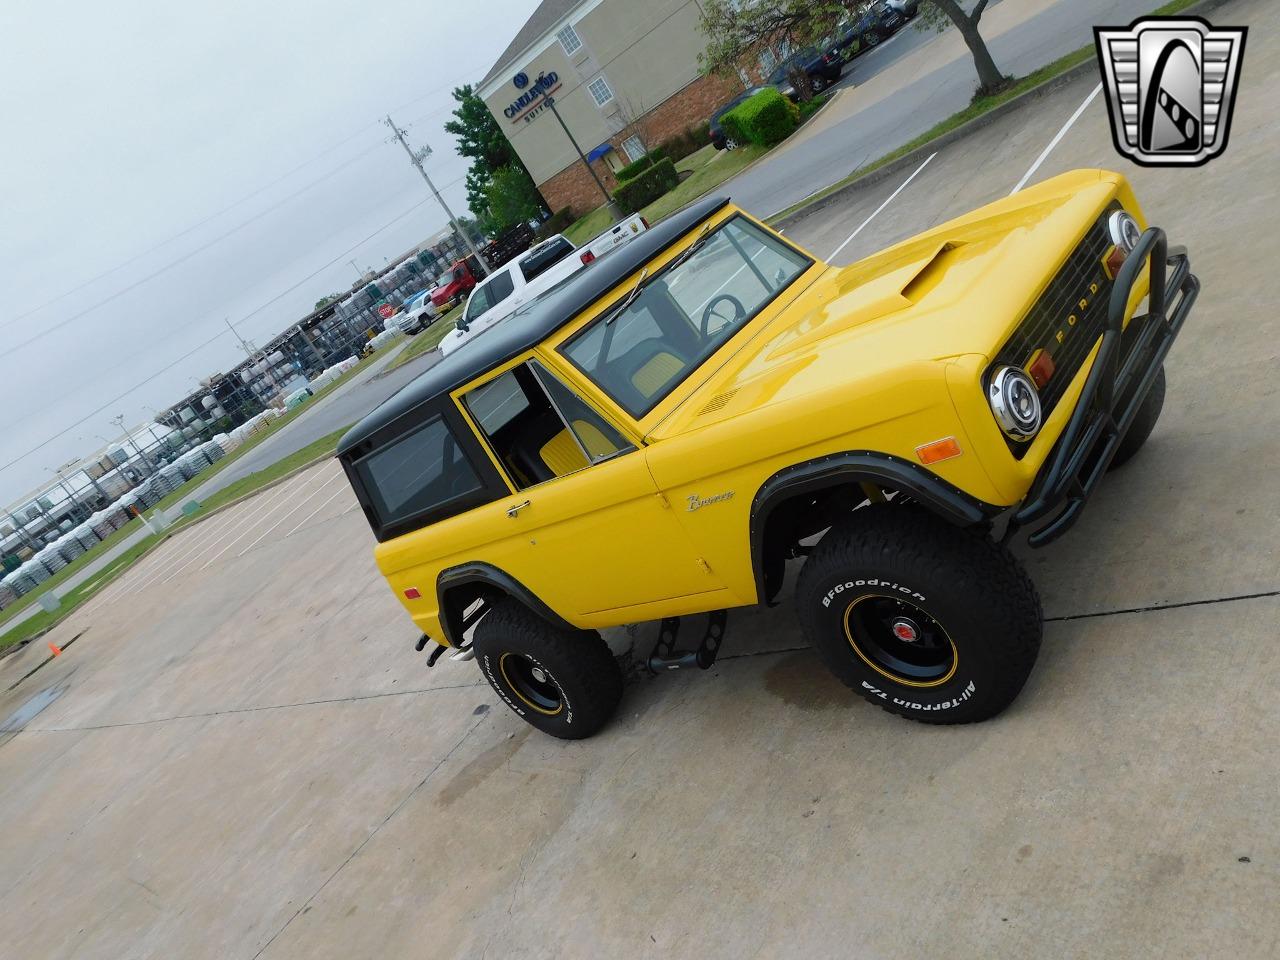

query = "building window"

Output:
[[621, 135, 646, 163], [736, 67, 752, 88], [587, 75, 614, 107], [758, 47, 777, 75], [557, 24, 582, 56]]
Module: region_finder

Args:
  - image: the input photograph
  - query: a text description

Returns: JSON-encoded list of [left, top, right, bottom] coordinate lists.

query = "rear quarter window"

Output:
[[353, 416, 485, 531]]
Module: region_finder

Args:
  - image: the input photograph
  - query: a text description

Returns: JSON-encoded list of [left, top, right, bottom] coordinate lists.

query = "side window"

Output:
[[354, 417, 484, 528], [465, 280, 496, 322], [486, 269, 516, 307], [461, 362, 632, 491]]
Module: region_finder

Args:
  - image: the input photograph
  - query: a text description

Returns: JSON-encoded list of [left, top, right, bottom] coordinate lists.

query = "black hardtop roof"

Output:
[[338, 195, 731, 457]]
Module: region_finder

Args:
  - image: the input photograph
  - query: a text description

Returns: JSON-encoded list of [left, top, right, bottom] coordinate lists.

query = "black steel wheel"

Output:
[[473, 599, 623, 739], [796, 504, 1043, 724]]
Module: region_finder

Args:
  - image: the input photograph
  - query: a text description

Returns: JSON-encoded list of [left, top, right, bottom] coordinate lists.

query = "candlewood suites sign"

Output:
[[504, 71, 562, 124]]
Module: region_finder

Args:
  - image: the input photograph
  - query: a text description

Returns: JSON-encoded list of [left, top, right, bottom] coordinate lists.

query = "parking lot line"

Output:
[[1010, 81, 1104, 195], [113, 507, 249, 598], [235, 471, 346, 557], [284, 484, 354, 537], [190, 465, 341, 573], [825, 152, 936, 261]]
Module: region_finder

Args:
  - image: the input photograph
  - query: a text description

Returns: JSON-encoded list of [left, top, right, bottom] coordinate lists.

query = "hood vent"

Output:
[[900, 241, 965, 303], [697, 388, 740, 416]]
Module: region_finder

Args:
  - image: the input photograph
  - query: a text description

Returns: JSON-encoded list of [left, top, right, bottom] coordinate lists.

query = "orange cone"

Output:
[[48, 642, 62, 657]]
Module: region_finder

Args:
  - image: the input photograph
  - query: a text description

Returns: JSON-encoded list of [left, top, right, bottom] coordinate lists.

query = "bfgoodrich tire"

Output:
[[473, 599, 623, 739], [796, 505, 1043, 724], [1108, 365, 1166, 470]]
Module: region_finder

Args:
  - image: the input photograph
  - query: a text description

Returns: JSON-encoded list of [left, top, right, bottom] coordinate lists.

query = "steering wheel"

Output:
[[700, 294, 747, 338]]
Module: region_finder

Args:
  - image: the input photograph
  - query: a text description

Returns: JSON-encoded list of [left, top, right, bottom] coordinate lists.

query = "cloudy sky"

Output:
[[0, 0, 540, 508]]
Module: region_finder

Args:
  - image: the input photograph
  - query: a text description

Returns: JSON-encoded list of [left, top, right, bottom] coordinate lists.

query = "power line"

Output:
[[0, 141, 388, 355], [0, 191, 450, 477], [5, 123, 385, 327]]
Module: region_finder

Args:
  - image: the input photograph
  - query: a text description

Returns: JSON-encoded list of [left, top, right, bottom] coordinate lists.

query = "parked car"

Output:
[[885, 0, 919, 20], [439, 216, 649, 358], [431, 256, 483, 310], [830, 2, 909, 62], [339, 175, 1198, 740], [769, 48, 843, 99], [710, 86, 770, 150], [391, 290, 440, 336]]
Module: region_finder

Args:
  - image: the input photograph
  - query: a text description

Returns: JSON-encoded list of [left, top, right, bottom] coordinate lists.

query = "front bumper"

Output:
[[1012, 227, 1199, 547]]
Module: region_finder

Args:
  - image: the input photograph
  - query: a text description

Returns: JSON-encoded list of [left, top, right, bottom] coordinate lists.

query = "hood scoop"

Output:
[[766, 241, 967, 360]]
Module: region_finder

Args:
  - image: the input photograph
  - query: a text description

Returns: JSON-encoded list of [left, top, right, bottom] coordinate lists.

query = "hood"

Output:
[[649, 170, 1120, 440]]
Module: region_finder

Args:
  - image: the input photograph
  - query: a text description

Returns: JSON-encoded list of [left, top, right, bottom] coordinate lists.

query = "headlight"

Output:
[[1107, 210, 1141, 253], [988, 366, 1042, 441]]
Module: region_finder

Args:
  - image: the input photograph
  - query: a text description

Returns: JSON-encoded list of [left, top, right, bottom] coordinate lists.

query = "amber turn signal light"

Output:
[[915, 437, 962, 465]]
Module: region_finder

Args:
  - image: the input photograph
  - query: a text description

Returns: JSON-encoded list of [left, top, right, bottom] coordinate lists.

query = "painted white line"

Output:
[[112, 531, 216, 600], [1010, 82, 1103, 195], [192, 466, 340, 572], [122, 509, 244, 592], [284, 484, 353, 538], [235, 471, 345, 557], [825, 152, 937, 262]]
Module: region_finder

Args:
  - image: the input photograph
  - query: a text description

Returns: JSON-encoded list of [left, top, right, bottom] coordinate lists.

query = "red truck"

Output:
[[430, 256, 482, 309]]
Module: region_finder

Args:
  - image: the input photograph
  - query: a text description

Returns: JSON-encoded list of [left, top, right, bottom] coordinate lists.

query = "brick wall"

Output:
[[537, 71, 751, 217]]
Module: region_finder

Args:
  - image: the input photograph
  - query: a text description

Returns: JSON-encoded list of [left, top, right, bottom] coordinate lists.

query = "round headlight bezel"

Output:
[[1107, 210, 1141, 254], [988, 366, 1043, 441]]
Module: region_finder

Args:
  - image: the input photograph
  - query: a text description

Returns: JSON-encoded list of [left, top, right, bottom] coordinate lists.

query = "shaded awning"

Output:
[[585, 142, 614, 163]]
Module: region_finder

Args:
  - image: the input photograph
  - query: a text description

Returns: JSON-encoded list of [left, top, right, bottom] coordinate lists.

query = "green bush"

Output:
[[534, 207, 574, 241], [612, 157, 679, 214], [726, 87, 797, 147], [718, 107, 749, 148], [659, 123, 711, 162], [614, 154, 654, 183]]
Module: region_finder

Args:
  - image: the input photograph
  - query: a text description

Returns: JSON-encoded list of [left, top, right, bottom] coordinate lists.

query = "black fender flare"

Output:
[[436, 562, 573, 646], [748, 451, 1001, 601]]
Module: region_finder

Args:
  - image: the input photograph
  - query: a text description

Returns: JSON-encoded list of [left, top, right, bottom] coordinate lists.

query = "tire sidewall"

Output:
[[478, 642, 580, 737], [803, 566, 1005, 720]]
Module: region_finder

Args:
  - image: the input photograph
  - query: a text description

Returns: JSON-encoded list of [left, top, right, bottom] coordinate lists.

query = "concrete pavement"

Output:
[[728, 0, 1194, 218], [1, 1, 1276, 955]]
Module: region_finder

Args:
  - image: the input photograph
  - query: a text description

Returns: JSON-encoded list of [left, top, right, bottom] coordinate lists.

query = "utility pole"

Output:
[[384, 115, 491, 276], [545, 96, 623, 222], [348, 259, 364, 282], [111, 414, 157, 475]]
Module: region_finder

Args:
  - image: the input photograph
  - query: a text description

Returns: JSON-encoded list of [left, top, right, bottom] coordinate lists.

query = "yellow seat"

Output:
[[631, 352, 683, 399], [539, 421, 619, 477]]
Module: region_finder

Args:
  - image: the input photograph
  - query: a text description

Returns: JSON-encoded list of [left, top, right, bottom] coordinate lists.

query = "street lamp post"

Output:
[[544, 96, 624, 222], [111, 414, 157, 476]]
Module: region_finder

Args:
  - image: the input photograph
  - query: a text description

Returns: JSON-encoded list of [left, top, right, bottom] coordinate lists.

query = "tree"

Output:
[[699, 1, 1008, 103], [314, 293, 344, 310], [914, 0, 1009, 96], [483, 165, 543, 233], [698, 0, 856, 102], [444, 84, 546, 221]]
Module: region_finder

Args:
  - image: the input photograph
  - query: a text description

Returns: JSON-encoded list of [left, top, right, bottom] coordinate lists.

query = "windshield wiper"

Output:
[[603, 267, 648, 325], [664, 221, 714, 273]]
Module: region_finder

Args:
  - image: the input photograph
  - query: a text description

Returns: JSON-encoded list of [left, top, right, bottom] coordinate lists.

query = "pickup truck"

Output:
[[438, 215, 648, 358], [431, 256, 483, 310]]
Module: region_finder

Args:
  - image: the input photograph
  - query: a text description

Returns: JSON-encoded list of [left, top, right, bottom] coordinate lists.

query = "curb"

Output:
[[770, 0, 1233, 230]]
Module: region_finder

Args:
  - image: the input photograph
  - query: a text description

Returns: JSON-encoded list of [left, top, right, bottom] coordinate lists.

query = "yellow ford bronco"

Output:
[[339, 170, 1198, 739]]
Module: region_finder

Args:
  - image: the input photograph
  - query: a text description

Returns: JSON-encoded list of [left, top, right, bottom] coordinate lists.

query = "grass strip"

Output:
[[382, 303, 465, 375]]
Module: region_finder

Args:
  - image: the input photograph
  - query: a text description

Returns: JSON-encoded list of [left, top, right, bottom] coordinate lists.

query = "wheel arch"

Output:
[[436, 562, 573, 647], [748, 451, 1001, 604]]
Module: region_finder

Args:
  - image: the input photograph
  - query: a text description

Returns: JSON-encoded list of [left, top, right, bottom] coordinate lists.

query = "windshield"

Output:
[[559, 215, 811, 418]]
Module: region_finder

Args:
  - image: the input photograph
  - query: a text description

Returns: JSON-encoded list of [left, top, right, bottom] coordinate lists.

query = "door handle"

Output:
[[506, 499, 531, 518]]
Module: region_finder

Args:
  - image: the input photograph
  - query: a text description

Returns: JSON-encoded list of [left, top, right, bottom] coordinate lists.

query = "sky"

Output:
[[0, 0, 540, 509]]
